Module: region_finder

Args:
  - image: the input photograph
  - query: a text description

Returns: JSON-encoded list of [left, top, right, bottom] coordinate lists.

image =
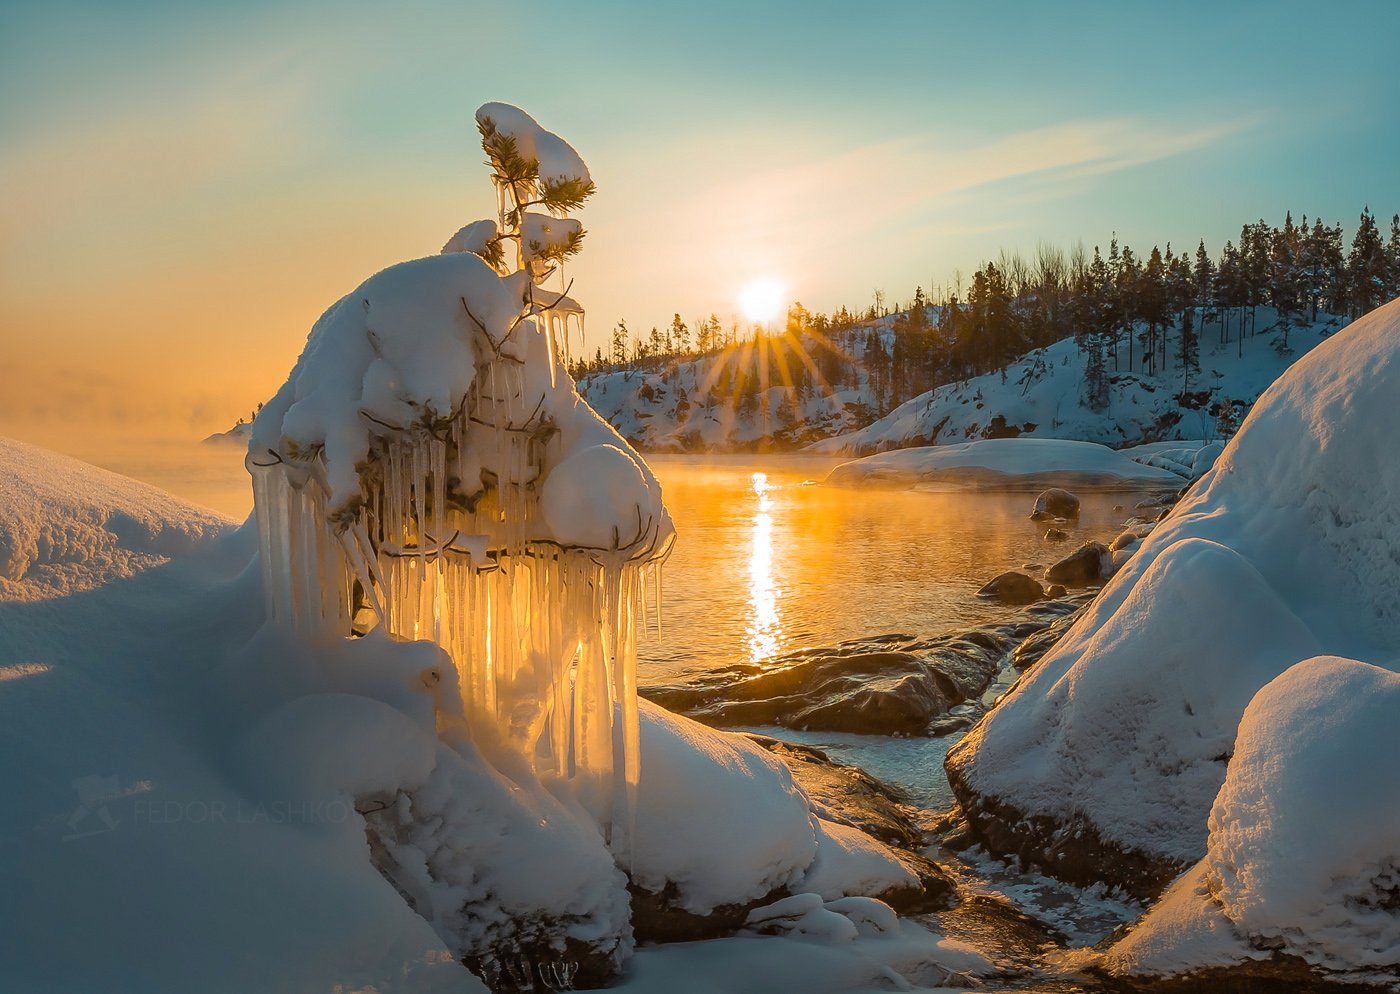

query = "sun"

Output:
[[738, 277, 785, 325]]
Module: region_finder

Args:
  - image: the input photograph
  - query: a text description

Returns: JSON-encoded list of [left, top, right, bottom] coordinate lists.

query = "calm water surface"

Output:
[[637, 453, 1154, 684], [53, 440, 1156, 686]]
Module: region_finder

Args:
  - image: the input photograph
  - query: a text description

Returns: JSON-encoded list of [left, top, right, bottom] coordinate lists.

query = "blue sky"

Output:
[[1, 0, 1396, 434]]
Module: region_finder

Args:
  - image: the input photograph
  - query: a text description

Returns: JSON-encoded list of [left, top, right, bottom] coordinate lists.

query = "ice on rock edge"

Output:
[[247, 105, 672, 850]]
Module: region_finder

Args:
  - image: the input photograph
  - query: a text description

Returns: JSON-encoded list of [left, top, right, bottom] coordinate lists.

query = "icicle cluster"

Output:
[[248, 103, 669, 850]]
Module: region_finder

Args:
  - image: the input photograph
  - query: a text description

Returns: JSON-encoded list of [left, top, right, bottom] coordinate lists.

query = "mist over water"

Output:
[[37, 437, 1155, 681]]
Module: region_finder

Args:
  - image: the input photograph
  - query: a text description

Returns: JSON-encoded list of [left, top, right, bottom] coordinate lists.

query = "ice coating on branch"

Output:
[[476, 102, 592, 187], [441, 219, 499, 259]]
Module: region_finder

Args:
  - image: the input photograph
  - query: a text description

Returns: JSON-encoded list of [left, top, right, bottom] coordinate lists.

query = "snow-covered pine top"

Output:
[[249, 253, 524, 509], [475, 102, 592, 188]]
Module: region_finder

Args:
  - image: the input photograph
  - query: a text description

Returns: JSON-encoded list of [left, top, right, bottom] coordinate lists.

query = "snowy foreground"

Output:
[[0, 101, 997, 994], [0, 435, 989, 992], [950, 297, 1400, 985]]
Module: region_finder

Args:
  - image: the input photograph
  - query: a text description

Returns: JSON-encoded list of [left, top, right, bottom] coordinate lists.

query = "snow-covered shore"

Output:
[[822, 437, 1188, 491]]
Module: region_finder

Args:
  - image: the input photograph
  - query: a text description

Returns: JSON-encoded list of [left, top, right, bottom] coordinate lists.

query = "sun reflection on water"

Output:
[[747, 471, 782, 663]]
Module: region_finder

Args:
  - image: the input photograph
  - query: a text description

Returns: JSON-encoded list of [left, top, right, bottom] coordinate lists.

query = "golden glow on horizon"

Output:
[[747, 471, 782, 663], [739, 278, 785, 325]]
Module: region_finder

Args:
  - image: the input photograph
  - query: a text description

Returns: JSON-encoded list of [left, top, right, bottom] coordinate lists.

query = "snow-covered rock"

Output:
[[822, 437, 1186, 491], [1107, 656, 1400, 981], [947, 297, 1400, 898], [632, 701, 817, 916]]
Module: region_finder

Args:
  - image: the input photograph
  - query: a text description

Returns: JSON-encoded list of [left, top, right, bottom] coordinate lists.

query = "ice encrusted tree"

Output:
[[246, 103, 673, 853]]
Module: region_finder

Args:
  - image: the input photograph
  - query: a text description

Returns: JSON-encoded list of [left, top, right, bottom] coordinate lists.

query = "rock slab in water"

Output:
[[642, 625, 1039, 737], [1031, 488, 1081, 520]]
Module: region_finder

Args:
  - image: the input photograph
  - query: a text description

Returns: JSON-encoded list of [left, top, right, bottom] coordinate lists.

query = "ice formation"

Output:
[[246, 103, 671, 845]]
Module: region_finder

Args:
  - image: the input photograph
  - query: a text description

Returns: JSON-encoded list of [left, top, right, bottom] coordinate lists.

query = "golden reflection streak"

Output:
[[747, 471, 782, 663]]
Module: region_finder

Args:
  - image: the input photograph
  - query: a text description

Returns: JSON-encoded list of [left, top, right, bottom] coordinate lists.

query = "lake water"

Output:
[[636, 453, 1149, 683], [55, 438, 1152, 685]]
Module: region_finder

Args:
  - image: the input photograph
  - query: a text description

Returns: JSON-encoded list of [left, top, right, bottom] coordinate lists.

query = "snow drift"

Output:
[[948, 296, 1400, 894]]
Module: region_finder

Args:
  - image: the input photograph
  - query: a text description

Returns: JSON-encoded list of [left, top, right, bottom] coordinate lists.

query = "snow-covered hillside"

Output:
[[577, 317, 907, 451], [811, 309, 1345, 455], [578, 309, 1345, 455]]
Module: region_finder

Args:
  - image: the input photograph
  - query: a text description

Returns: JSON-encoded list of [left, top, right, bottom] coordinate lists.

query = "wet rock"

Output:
[[1009, 609, 1081, 671], [642, 625, 1032, 737], [1044, 527, 1070, 541], [629, 882, 785, 945], [745, 735, 957, 912], [1031, 488, 1081, 520], [943, 745, 1186, 902], [1046, 541, 1111, 586], [978, 571, 1046, 604], [745, 735, 925, 849], [1045, 584, 1068, 598], [1110, 525, 1153, 551], [1102, 954, 1399, 994]]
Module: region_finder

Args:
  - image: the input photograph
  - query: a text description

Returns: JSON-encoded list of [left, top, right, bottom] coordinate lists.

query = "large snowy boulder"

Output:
[[1106, 656, 1400, 982], [947, 297, 1400, 897]]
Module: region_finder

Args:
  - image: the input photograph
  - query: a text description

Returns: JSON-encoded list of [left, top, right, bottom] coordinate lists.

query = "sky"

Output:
[[2, 0, 1397, 443]]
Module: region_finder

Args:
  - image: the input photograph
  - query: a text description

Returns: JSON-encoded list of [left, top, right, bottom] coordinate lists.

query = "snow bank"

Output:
[[0, 436, 233, 599], [799, 819, 920, 902], [1109, 657, 1400, 977], [823, 437, 1185, 491], [949, 297, 1400, 878]]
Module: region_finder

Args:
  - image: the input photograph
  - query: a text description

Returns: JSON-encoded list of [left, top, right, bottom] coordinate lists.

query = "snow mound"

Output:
[[1208, 656, 1400, 970], [823, 437, 1185, 491], [949, 296, 1400, 874], [1110, 657, 1400, 977], [632, 701, 817, 914], [0, 436, 233, 600], [799, 819, 920, 902], [0, 444, 483, 993]]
